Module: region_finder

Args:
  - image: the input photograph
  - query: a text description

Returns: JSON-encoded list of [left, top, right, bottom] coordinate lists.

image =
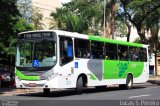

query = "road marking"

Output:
[[128, 94, 150, 99]]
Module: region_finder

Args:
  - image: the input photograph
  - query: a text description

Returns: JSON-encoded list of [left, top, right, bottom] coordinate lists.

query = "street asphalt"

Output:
[[0, 83, 160, 106]]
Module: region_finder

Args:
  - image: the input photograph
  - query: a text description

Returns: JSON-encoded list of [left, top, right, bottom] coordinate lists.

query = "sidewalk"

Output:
[[0, 87, 37, 96], [148, 75, 160, 85]]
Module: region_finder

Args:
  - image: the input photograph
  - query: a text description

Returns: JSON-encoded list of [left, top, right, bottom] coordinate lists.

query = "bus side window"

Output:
[[74, 38, 90, 58], [118, 45, 129, 61], [59, 36, 73, 66], [91, 41, 104, 59], [129, 47, 139, 61], [139, 48, 147, 62], [105, 43, 117, 60]]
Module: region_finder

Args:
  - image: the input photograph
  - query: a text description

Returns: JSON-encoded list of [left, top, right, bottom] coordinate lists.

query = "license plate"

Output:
[[29, 83, 36, 87]]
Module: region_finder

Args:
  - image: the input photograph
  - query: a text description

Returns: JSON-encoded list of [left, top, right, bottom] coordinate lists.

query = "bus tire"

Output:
[[43, 88, 50, 95], [126, 74, 133, 89], [76, 77, 83, 94], [119, 74, 133, 89]]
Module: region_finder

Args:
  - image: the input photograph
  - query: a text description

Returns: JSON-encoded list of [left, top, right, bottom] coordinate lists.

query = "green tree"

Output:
[[120, 0, 160, 43], [51, 8, 68, 30], [7, 18, 34, 64], [51, 0, 103, 34], [31, 7, 45, 30], [0, 0, 20, 45], [17, 0, 32, 23], [117, 5, 132, 42], [0, 0, 20, 65], [124, 0, 160, 76], [104, 0, 118, 39], [114, 19, 128, 38], [13, 18, 34, 34], [0, 0, 35, 65], [146, 9, 160, 76]]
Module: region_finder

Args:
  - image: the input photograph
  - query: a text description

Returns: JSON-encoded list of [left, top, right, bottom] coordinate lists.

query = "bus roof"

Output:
[[88, 35, 146, 48], [18, 30, 147, 48]]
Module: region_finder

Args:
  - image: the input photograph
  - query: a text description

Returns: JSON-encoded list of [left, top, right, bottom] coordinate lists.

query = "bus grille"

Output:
[[20, 71, 45, 76]]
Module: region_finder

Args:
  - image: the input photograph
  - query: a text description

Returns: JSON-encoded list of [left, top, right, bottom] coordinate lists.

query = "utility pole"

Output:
[[103, 0, 106, 37]]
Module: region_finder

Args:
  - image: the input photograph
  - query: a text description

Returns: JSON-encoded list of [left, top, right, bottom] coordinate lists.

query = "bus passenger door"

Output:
[[59, 35, 75, 87]]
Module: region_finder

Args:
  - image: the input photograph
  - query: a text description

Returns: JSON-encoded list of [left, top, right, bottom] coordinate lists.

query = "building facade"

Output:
[[32, 0, 61, 29]]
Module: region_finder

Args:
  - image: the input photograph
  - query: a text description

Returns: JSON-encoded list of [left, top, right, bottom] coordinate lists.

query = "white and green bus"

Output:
[[15, 30, 149, 94]]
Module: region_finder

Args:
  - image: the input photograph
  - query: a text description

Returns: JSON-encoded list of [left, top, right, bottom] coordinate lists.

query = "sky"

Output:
[[60, 0, 71, 4]]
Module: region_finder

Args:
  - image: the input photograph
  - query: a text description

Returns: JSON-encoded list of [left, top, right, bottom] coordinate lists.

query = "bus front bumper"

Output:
[[15, 76, 58, 89], [15, 75, 77, 89]]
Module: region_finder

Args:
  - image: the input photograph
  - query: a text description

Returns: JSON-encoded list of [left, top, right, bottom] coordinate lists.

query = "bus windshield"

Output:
[[16, 40, 57, 67]]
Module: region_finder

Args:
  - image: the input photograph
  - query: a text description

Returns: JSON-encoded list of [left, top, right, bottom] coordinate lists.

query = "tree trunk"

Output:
[[155, 41, 158, 75], [105, 20, 111, 38], [110, 1, 116, 39], [104, 0, 116, 39], [137, 27, 146, 43], [150, 24, 159, 76], [125, 20, 131, 42]]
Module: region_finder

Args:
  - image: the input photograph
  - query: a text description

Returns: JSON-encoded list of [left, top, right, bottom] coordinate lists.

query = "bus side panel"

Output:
[[87, 60, 146, 86], [133, 62, 149, 83], [103, 60, 144, 80]]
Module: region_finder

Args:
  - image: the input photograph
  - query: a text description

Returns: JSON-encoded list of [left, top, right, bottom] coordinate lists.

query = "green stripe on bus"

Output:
[[103, 60, 144, 79], [88, 36, 143, 47], [90, 73, 97, 80], [15, 69, 39, 81]]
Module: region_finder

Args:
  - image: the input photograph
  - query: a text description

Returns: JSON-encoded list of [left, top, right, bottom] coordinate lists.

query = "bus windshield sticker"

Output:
[[32, 60, 39, 67], [75, 62, 78, 68], [67, 45, 72, 57]]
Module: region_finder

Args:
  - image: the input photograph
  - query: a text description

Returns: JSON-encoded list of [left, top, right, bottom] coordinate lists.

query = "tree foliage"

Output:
[[51, 0, 103, 34], [120, 0, 160, 43], [0, 0, 34, 65], [0, 0, 19, 65], [31, 7, 45, 30], [51, 0, 160, 43], [17, 0, 32, 23], [0, 0, 20, 46]]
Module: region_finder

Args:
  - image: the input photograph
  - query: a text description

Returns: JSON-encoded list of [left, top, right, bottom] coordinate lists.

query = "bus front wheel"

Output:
[[76, 77, 83, 94]]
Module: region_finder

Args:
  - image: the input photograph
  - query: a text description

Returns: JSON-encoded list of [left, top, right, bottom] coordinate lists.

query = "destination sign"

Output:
[[18, 32, 56, 39]]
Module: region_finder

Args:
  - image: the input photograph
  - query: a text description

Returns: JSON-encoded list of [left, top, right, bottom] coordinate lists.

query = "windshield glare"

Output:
[[16, 41, 56, 67]]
